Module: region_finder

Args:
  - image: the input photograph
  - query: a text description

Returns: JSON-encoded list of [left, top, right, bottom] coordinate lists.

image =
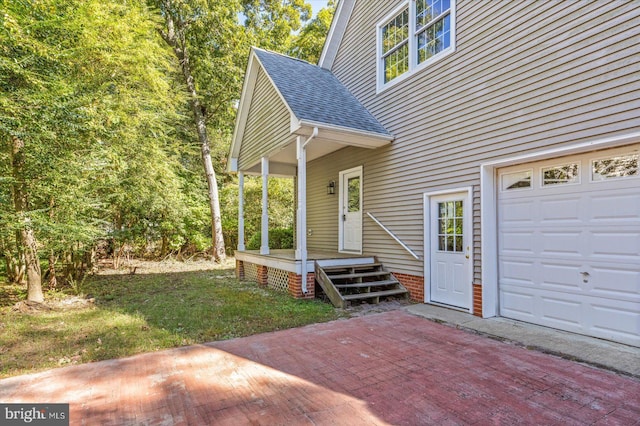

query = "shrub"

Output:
[[246, 228, 294, 250]]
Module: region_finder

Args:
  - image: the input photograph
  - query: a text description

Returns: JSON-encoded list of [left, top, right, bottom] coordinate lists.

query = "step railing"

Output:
[[366, 212, 421, 260]]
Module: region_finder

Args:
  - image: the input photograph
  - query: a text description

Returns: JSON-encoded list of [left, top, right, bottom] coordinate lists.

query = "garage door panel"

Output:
[[499, 200, 536, 224], [500, 287, 536, 317], [500, 259, 535, 285], [540, 262, 583, 291], [540, 296, 582, 327], [540, 231, 583, 256], [590, 265, 640, 300], [591, 302, 640, 342], [589, 192, 640, 222], [590, 231, 640, 258], [503, 288, 640, 345], [500, 231, 536, 254], [498, 144, 640, 347], [539, 197, 583, 222]]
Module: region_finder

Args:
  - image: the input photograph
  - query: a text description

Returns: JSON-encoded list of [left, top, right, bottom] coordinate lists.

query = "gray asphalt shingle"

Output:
[[253, 48, 391, 137]]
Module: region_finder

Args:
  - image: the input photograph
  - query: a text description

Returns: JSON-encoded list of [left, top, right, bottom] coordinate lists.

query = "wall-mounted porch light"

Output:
[[327, 180, 336, 195]]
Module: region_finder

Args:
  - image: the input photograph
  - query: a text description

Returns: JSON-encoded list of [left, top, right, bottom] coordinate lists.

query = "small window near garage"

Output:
[[592, 153, 639, 181], [501, 170, 532, 191], [542, 163, 580, 186]]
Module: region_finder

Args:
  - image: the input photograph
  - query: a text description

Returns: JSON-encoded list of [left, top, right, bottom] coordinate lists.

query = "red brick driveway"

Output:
[[1, 310, 639, 425]]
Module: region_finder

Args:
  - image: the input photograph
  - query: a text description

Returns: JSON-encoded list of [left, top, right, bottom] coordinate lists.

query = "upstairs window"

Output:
[[381, 7, 409, 84], [378, 0, 455, 91]]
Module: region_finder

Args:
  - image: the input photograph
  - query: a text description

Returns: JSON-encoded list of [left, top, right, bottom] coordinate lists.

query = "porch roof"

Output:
[[229, 48, 393, 175]]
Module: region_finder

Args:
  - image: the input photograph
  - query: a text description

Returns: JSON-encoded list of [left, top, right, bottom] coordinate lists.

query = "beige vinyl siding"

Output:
[[313, 0, 640, 281], [238, 68, 292, 171]]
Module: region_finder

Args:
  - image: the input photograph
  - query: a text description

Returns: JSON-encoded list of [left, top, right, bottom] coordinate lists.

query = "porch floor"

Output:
[[238, 249, 368, 261], [235, 249, 372, 276]]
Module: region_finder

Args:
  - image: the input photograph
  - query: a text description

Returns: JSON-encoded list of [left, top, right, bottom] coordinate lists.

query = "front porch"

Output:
[[235, 250, 375, 300]]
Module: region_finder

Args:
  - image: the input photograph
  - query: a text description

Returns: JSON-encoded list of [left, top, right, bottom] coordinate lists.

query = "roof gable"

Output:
[[229, 47, 392, 173], [253, 48, 389, 136]]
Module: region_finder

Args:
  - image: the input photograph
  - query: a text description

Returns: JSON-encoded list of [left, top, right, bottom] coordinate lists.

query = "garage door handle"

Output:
[[580, 271, 590, 283]]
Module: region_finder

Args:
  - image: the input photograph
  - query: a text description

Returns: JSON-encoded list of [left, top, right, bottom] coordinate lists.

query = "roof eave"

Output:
[[295, 119, 394, 149]]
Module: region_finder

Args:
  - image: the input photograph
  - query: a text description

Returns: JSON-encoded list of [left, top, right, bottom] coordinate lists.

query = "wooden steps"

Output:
[[314, 259, 409, 308]]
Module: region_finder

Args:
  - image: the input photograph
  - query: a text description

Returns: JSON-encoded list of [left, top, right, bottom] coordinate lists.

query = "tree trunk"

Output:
[[11, 136, 43, 302], [22, 226, 43, 302], [48, 199, 57, 288], [3, 250, 25, 285], [160, 233, 169, 258], [48, 250, 57, 289], [160, 7, 226, 263]]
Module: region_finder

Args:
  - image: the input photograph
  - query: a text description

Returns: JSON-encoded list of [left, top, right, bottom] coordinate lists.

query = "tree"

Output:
[[1, 0, 186, 298], [289, 0, 336, 64], [155, 0, 248, 263], [242, 0, 311, 52]]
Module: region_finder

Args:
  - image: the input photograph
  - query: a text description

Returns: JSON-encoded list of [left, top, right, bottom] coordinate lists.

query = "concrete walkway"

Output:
[[1, 309, 639, 425], [407, 304, 640, 378]]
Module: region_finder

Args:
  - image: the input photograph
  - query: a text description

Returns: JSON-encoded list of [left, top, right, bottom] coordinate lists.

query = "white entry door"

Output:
[[428, 192, 472, 309], [339, 167, 362, 253]]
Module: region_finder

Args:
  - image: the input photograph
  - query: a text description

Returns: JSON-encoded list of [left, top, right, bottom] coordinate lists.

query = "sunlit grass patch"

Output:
[[0, 261, 342, 378]]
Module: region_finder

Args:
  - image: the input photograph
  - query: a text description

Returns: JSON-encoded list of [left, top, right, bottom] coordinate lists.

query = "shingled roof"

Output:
[[253, 48, 390, 137]]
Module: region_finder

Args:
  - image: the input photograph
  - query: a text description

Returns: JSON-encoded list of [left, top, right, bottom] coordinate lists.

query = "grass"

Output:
[[0, 260, 343, 378]]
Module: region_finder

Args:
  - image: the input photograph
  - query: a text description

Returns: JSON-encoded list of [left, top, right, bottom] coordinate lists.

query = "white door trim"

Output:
[[423, 187, 473, 312], [339, 166, 363, 253], [480, 132, 640, 318]]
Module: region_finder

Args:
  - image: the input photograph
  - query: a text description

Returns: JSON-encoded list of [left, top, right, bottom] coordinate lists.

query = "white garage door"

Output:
[[498, 145, 640, 347]]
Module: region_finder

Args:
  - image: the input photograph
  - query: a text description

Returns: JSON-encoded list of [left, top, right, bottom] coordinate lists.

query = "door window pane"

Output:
[[437, 200, 463, 253], [347, 177, 360, 212]]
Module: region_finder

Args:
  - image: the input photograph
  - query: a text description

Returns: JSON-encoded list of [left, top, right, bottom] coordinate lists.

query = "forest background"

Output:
[[0, 0, 335, 301]]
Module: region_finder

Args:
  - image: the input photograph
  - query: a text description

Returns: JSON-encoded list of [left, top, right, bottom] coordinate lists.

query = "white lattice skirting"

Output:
[[267, 267, 289, 293], [244, 263, 258, 283]]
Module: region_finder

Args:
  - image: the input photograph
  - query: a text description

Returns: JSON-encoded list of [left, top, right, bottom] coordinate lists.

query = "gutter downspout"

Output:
[[297, 127, 318, 294]]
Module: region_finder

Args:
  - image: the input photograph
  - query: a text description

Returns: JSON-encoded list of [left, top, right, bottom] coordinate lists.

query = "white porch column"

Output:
[[296, 136, 308, 293], [237, 171, 245, 252], [295, 128, 317, 294], [296, 136, 307, 262], [260, 157, 270, 255]]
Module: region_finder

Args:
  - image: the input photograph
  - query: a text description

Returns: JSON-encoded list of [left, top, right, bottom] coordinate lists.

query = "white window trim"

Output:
[[376, 0, 457, 93]]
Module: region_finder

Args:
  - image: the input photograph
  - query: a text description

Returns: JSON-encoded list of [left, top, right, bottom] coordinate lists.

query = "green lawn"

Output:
[[0, 260, 343, 378]]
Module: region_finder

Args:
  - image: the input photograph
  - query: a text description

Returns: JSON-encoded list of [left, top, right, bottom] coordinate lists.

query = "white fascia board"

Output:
[[296, 119, 394, 146], [238, 159, 297, 178], [229, 50, 259, 172], [228, 157, 238, 173], [319, 0, 356, 70]]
